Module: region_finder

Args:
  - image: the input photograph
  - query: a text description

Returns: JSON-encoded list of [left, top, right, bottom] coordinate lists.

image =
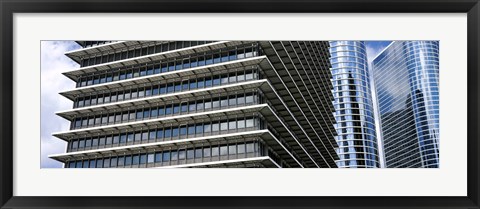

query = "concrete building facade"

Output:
[[49, 41, 339, 168]]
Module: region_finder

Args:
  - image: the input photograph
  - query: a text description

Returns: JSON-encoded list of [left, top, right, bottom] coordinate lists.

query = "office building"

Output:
[[328, 41, 380, 168], [49, 41, 339, 168], [371, 41, 439, 168]]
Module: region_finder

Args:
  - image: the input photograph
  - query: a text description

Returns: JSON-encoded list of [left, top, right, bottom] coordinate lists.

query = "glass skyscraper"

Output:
[[49, 41, 339, 168], [372, 41, 439, 168], [328, 41, 380, 168]]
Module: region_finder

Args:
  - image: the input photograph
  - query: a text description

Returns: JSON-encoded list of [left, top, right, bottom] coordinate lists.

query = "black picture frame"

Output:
[[1, 0, 479, 208]]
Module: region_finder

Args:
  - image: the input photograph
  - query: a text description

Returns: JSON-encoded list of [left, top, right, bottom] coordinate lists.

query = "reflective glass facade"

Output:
[[372, 41, 439, 168], [329, 41, 380, 168], [50, 41, 339, 168]]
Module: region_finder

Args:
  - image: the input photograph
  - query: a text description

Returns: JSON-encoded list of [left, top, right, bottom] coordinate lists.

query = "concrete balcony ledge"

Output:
[[62, 41, 251, 81]]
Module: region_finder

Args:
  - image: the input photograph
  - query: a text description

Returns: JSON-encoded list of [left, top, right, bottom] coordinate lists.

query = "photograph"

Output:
[[41, 40, 440, 169]]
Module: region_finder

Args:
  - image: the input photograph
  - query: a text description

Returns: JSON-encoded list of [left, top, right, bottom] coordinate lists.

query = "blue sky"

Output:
[[364, 41, 392, 64], [40, 41, 392, 168], [41, 41, 81, 168]]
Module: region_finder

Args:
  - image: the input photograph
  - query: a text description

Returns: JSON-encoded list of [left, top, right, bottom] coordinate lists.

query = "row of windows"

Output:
[[74, 68, 259, 108], [77, 44, 259, 87], [71, 92, 260, 130], [329, 41, 366, 48], [80, 41, 216, 67], [68, 116, 264, 152], [82, 41, 115, 48], [66, 142, 261, 168]]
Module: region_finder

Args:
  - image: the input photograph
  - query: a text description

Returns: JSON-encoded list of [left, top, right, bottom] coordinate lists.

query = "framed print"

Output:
[[1, 0, 479, 208]]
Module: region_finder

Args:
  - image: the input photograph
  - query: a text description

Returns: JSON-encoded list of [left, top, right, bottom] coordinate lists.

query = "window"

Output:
[[196, 102, 204, 110], [127, 133, 134, 142], [136, 110, 143, 120], [205, 78, 212, 87], [212, 99, 220, 108], [132, 155, 140, 165], [195, 124, 203, 134], [147, 153, 155, 163], [220, 121, 228, 131], [172, 127, 179, 137], [238, 143, 245, 154], [171, 151, 178, 161], [174, 82, 181, 92], [106, 136, 113, 145], [195, 148, 202, 158], [85, 138, 92, 147], [220, 97, 228, 107], [229, 120, 237, 130], [229, 145, 237, 155], [188, 125, 195, 135], [157, 129, 164, 139], [197, 78, 204, 88], [103, 158, 110, 168], [212, 122, 219, 132], [246, 94, 254, 103], [164, 128, 171, 138], [135, 132, 142, 141], [181, 103, 188, 113], [180, 126, 187, 136], [125, 155, 132, 166], [204, 100, 212, 109], [122, 112, 129, 121], [113, 135, 119, 144], [204, 147, 211, 157], [246, 143, 255, 153], [238, 119, 245, 129], [213, 75, 221, 86], [204, 123, 211, 133], [155, 152, 163, 162], [158, 107, 165, 115], [229, 95, 237, 106], [142, 131, 149, 141], [118, 156, 125, 166], [211, 146, 219, 156], [178, 150, 186, 160], [151, 107, 158, 117], [99, 137, 106, 146], [187, 149, 194, 159], [78, 139, 85, 148], [83, 160, 89, 168], [143, 108, 150, 118], [110, 157, 118, 167], [149, 130, 156, 140], [72, 140, 78, 149], [108, 115, 114, 124], [83, 118, 93, 128], [246, 118, 254, 127], [220, 145, 228, 155], [165, 105, 172, 115], [173, 104, 180, 114], [163, 151, 171, 161], [189, 103, 196, 112], [120, 134, 127, 143], [221, 75, 228, 84], [140, 154, 147, 164], [92, 137, 98, 147], [89, 159, 96, 168], [96, 159, 103, 168]]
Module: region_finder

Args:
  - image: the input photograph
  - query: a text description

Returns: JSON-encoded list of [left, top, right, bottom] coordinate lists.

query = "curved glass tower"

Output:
[[329, 41, 380, 168], [372, 41, 439, 168]]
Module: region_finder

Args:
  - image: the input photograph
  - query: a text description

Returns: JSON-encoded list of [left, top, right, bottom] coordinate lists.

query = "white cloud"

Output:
[[41, 41, 80, 168], [366, 45, 384, 69]]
